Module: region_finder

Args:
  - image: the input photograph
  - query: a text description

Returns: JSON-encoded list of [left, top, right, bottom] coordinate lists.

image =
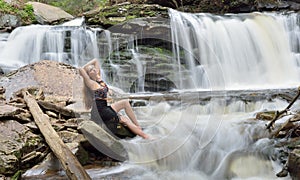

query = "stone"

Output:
[[0, 14, 21, 30], [0, 120, 44, 175], [78, 120, 128, 161], [288, 149, 300, 180], [0, 154, 19, 175], [22, 153, 62, 177], [1, 60, 81, 101], [0, 104, 32, 123], [65, 142, 89, 165], [84, 3, 168, 28], [57, 130, 85, 144], [26, 2, 74, 25], [0, 104, 22, 118]]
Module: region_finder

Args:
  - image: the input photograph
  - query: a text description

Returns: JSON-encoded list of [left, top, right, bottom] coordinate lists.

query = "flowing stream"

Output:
[[1, 9, 300, 179], [87, 98, 293, 180]]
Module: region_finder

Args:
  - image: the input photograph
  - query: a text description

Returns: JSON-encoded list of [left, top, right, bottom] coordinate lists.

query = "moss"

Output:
[[0, 0, 36, 24], [11, 170, 22, 180], [86, 3, 168, 27], [13, 151, 21, 159], [0, 0, 14, 14]]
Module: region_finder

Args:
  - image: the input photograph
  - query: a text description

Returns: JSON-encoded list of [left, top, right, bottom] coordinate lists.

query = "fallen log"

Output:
[[23, 91, 91, 180]]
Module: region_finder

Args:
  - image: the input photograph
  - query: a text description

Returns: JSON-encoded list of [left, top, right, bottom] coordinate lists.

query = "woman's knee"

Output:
[[119, 99, 129, 104], [122, 99, 131, 107]]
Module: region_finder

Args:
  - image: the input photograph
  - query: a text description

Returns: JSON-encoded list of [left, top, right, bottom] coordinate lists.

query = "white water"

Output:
[[170, 10, 300, 90], [0, 25, 103, 72], [1, 11, 300, 91], [1, 10, 299, 179], [87, 98, 292, 179]]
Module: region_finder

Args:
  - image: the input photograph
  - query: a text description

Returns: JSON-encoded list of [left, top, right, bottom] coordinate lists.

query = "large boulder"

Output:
[[84, 3, 168, 28], [1, 60, 81, 101], [26, 2, 74, 25]]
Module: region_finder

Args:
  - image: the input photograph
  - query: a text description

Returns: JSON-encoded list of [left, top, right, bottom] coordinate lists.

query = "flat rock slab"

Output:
[[78, 120, 128, 161], [27, 2, 74, 24], [0, 104, 21, 116]]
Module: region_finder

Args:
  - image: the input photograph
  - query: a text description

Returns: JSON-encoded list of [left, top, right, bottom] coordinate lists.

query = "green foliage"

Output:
[[0, 0, 15, 14], [0, 0, 35, 23], [98, 0, 109, 8], [40, 0, 110, 16], [18, 4, 35, 22], [11, 170, 23, 180]]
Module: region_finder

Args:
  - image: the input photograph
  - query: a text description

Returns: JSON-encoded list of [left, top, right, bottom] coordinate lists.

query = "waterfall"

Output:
[[0, 24, 101, 72], [1, 11, 300, 91], [11, 10, 299, 179], [85, 10, 299, 179], [169, 10, 300, 90]]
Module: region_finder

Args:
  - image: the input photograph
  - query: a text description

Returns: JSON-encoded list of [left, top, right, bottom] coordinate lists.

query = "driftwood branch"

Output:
[[23, 91, 91, 180], [271, 118, 291, 138], [266, 87, 300, 130]]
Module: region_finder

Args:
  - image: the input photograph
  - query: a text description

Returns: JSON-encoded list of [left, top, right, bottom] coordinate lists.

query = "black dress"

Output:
[[91, 80, 119, 133], [91, 80, 135, 138]]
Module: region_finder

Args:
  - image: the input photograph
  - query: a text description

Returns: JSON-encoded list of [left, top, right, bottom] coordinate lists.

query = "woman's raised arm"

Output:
[[82, 58, 100, 74]]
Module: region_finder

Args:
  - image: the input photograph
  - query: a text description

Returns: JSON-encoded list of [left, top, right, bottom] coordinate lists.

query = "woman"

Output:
[[79, 58, 149, 139]]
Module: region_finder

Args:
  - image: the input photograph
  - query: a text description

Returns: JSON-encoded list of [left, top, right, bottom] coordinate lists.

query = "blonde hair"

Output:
[[82, 76, 93, 110], [86, 65, 94, 73]]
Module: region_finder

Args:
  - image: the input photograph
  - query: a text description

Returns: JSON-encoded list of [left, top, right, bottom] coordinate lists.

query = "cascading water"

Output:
[[1, 11, 300, 91], [169, 10, 300, 90], [2, 10, 300, 180], [87, 97, 292, 179], [85, 10, 300, 179], [0, 24, 103, 72]]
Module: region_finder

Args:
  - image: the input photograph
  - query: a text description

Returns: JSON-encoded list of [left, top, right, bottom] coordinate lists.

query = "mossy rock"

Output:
[[84, 3, 168, 28]]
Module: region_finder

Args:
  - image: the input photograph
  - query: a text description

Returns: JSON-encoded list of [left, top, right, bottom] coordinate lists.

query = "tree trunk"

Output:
[[23, 91, 91, 180]]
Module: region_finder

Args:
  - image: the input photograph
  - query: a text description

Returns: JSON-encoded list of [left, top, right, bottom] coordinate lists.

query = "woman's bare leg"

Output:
[[111, 100, 140, 128], [112, 100, 149, 139], [119, 116, 149, 139]]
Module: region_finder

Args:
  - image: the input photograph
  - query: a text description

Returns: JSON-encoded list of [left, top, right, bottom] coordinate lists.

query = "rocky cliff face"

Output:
[[2, 0, 300, 31]]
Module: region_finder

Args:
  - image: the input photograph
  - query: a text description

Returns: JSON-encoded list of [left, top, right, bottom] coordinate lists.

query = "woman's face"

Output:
[[87, 65, 98, 79]]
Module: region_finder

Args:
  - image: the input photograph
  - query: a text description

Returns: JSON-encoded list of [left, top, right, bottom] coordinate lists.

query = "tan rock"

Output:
[[26, 2, 74, 24], [0, 120, 43, 175], [1, 60, 82, 102]]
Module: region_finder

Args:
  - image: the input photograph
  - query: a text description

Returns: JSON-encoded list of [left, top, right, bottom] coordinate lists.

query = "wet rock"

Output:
[[78, 120, 128, 161], [286, 1, 300, 11], [22, 153, 62, 177], [84, 3, 168, 28], [287, 149, 300, 180], [108, 17, 171, 46], [26, 2, 74, 25], [0, 14, 21, 31]]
